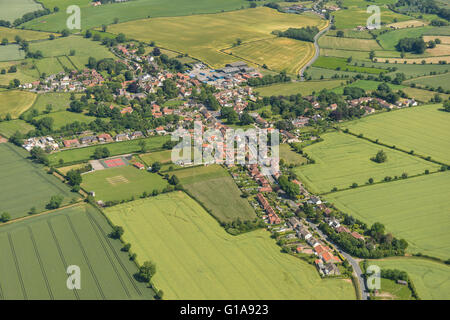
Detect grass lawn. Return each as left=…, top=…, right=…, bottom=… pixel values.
left=255, top=79, right=344, bottom=96
left=224, top=37, right=315, bottom=74
left=326, top=172, right=450, bottom=260
left=293, top=131, right=439, bottom=194
left=280, top=144, right=308, bottom=166
left=49, top=136, right=170, bottom=166
left=0, top=60, right=40, bottom=86
left=0, top=45, right=25, bottom=61
left=366, top=257, right=450, bottom=299
left=105, top=192, right=356, bottom=300
left=82, top=165, right=168, bottom=203
left=341, top=104, right=450, bottom=164
left=30, top=36, right=115, bottom=70
left=35, top=111, right=97, bottom=129
left=107, top=7, right=326, bottom=68
left=0, top=204, right=154, bottom=299
left=0, top=143, right=78, bottom=220
left=0, top=119, right=34, bottom=138
left=0, top=90, right=36, bottom=119
left=0, top=0, right=42, bottom=22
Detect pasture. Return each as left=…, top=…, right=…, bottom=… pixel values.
left=23, top=0, right=257, bottom=32
left=0, top=90, right=36, bottom=119
left=318, top=36, right=381, bottom=51
left=341, top=104, right=450, bottom=164
left=255, top=79, right=343, bottom=96
left=280, top=144, right=308, bottom=166
left=402, top=87, right=449, bottom=102
left=405, top=73, right=450, bottom=91
left=224, top=37, right=315, bottom=74
left=332, top=79, right=405, bottom=94
left=0, top=27, right=55, bottom=42
left=82, top=165, right=168, bottom=203
left=105, top=192, right=356, bottom=300
left=24, top=92, right=81, bottom=116
left=0, top=0, right=43, bottom=22
left=366, top=257, right=450, bottom=300
left=0, top=45, right=25, bottom=61
left=325, top=172, right=450, bottom=260
left=0, top=204, right=154, bottom=300
left=48, top=135, right=170, bottom=165
left=107, top=7, right=326, bottom=68
left=373, top=278, right=414, bottom=300
left=0, top=60, right=40, bottom=86
left=293, top=132, right=439, bottom=194
left=313, top=56, right=386, bottom=74
left=34, top=111, right=97, bottom=129
left=33, top=57, right=65, bottom=76
left=0, top=119, right=34, bottom=138
left=0, top=143, right=77, bottom=220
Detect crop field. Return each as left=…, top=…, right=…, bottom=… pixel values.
left=0, top=45, right=25, bottom=62
left=175, top=165, right=256, bottom=222
left=29, top=36, right=115, bottom=70
left=326, top=172, right=450, bottom=260
left=82, top=165, right=168, bottom=203
left=280, top=144, right=308, bottom=166
left=293, top=132, right=439, bottom=194
left=386, top=20, right=428, bottom=29
left=318, top=36, right=381, bottom=51
left=0, top=0, right=43, bottom=22
left=405, top=73, right=450, bottom=91
left=341, top=104, right=450, bottom=164
left=224, top=37, right=315, bottom=74
left=0, top=204, right=154, bottom=300
left=0, top=119, right=34, bottom=138
left=24, top=0, right=258, bottom=32
left=366, top=258, right=450, bottom=300
left=105, top=192, right=356, bottom=300
left=0, top=60, right=40, bottom=86
left=35, top=111, right=97, bottom=129
left=107, top=7, right=326, bottom=68
left=255, top=79, right=343, bottom=96
left=0, top=143, right=77, bottom=220
left=313, top=57, right=386, bottom=74
left=0, top=90, right=36, bottom=119
left=49, top=136, right=170, bottom=166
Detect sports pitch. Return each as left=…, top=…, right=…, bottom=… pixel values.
left=106, top=192, right=356, bottom=300
left=0, top=143, right=77, bottom=220
left=0, top=204, right=154, bottom=300
left=293, top=132, right=438, bottom=194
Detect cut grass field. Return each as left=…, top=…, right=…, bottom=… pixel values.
left=366, top=257, right=450, bottom=299
left=0, top=119, right=34, bottom=138
left=175, top=165, right=256, bottom=222
left=82, top=165, right=168, bottom=203
left=48, top=136, right=170, bottom=166
left=0, top=204, right=155, bottom=300
left=293, top=132, right=439, bottom=194
left=0, top=90, right=36, bottom=119
left=0, top=0, right=42, bottom=22
left=107, top=7, right=326, bottom=68
left=224, top=37, right=315, bottom=74
left=0, top=60, right=40, bottom=86
left=341, top=104, right=450, bottom=164
left=24, top=0, right=257, bottom=32
left=105, top=192, right=356, bottom=299
left=255, top=79, right=344, bottom=96
left=0, top=143, right=77, bottom=220
left=35, top=111, right=97, bottom=129
left=326, top=172, right=450, bottom=260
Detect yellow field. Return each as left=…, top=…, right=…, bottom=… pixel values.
left=107, top=7, right=327, bottom=68
left=0, top=26, right=56, bottom=42
left=387, top=20, right=428, bottom=29
left=424, top=36, right=450, bottom=45
left=0, top=90, right=36, bottom=118
left=224, top=37, right=315, bottom=74
left=377, top=55, right=450, bottom=64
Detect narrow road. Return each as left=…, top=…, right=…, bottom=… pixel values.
left=307, top=221, right=369, bottom=300
left=299, top=22, right=331, bottom=81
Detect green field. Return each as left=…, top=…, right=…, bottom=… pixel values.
left=0, top=119, right=34, bottom=138
left=367, top=257, right=450, bottom=299
left=293, top=132, right=439, bottom=193
left=405, top=73, right=450, bottom=91
left=0, top=90, right=36, bottom=119
left=373, top=278, right=414, bottom=300
left=326, top=172, right=450, bottom=260
left=107, top=7, right=326, bottom=68
left=29, top=36, right=115, bottom=70
left=82, top=165, right=168, bottom=203
left=255, top=79, right=344, bottom=96
left=139, top=150, right=173, bottom=165
left=0, top=60, right=40, bottom=86
left=224, top=37, right=315, bottom=74
left=341, top=104, right=450, bottom=164
left=0, top=27, right=56, bottom=43
left=105, top=192, right=356, bottom=299
left=332, top=79, right=405, bottom=94
left=35, top=111, right=97, bottom=129
left=0, top=204, right=155, bottom=300
left=0, top=143, right=77, bottom=220
left=24, top=92, right=81, bottom=116
left=49, top=136, right=170, bottom=166
left=319, top=36, right=381, bottom=51
left=280, top=144, right=308, bottom=166
left=175, top=165, right=256, bottom=222
left=33, top=57, right=65, bottom=76
left=313, top=56, right=386, bottom=74
left=0, top=0, right=43, bottom=22
left=378, top=26, right=437, bottom=51
left=0, top=45, right=25, bottom=61
left=402, top=87, right=450, bottom=102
